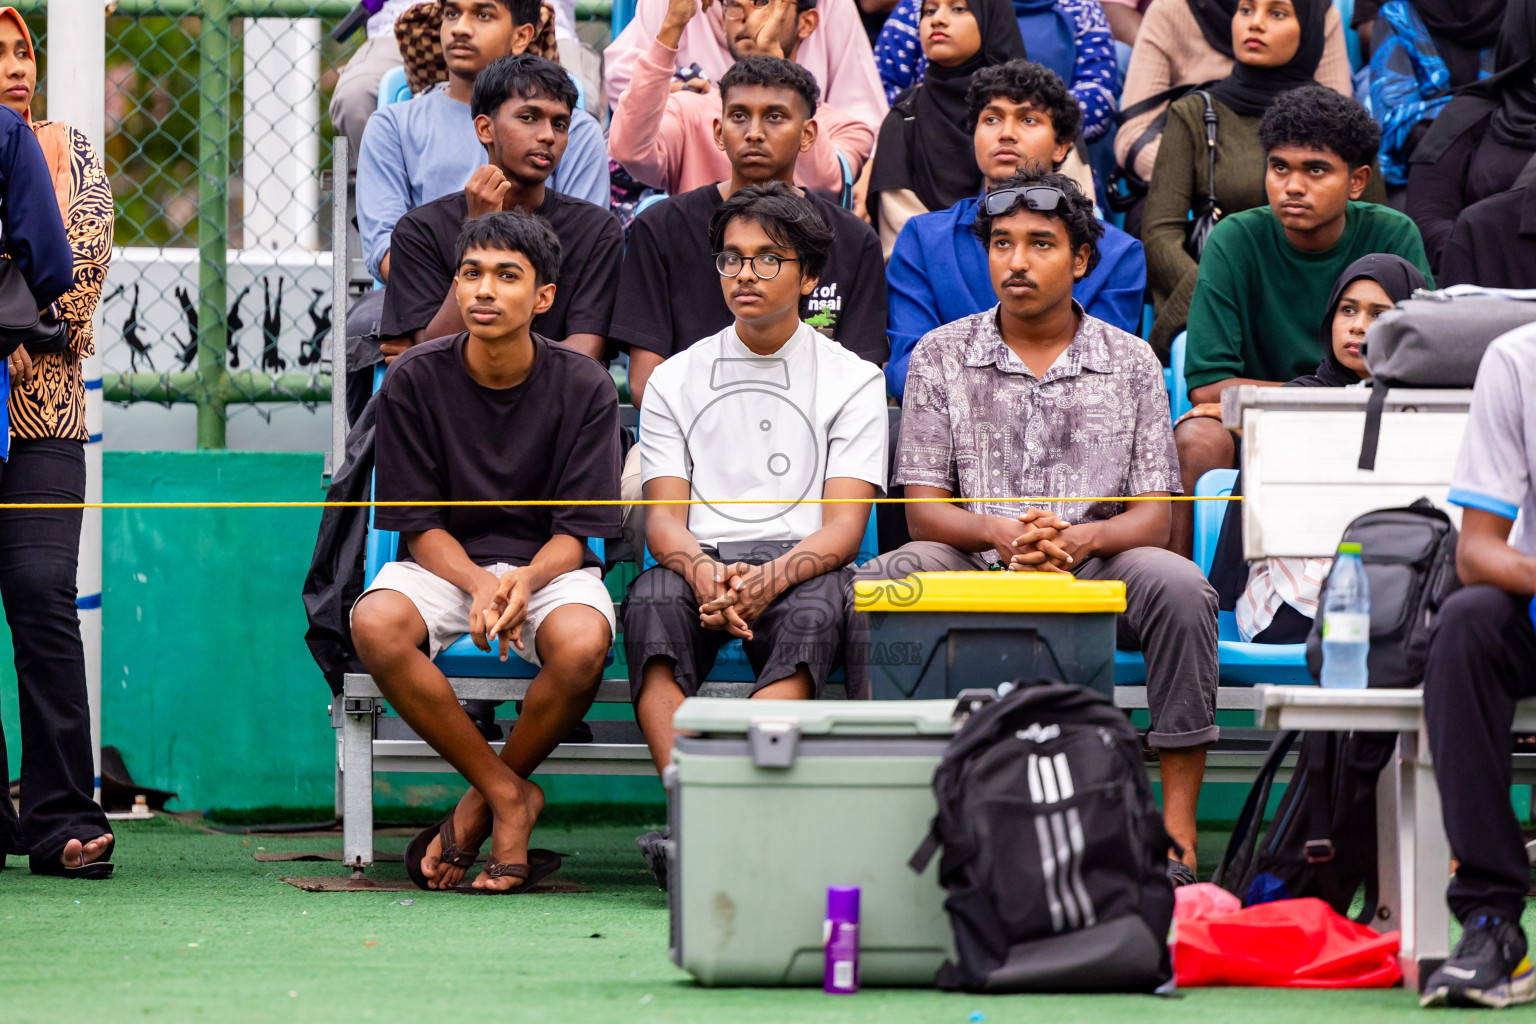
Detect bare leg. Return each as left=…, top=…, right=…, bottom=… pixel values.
left=421, top=605, right=611, bottom=890
left=1171, top=417, right=1235, bottom=559
left=637, top=662, right=813, bottom=772
left=1158, top=745, right=1207, bottom=870
left=352, top=590, right=533, bottom=891
left=637, top=658, right=688, bottom=773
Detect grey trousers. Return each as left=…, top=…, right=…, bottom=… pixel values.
left=847, top=542, right=1219, bottom=749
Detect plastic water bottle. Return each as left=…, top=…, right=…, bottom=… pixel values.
left=1321, top=542, right=1370, bottom=689
left=824, top=887, right=860, bottom=994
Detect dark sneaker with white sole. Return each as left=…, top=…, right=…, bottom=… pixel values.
left=636, top=829, right=670, bottom=891
left=1421, top=916, right=1535, bottom=1008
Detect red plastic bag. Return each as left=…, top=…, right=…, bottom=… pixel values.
left=1174, top=896, right=1402, bottom=989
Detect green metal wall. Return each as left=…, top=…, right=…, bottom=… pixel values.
left=0, top=450, right=662, bottom=813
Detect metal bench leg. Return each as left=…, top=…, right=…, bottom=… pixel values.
left=342, top=693, right=377, bottom=875
left=1373, top=736, right=1402, bottom=937
left=1398, top=720, right=1452, bottom=992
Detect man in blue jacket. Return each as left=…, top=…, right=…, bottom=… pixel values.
left=884, top=60, right=1143, bottom=400
left=0, top=104, right=71, bottom=310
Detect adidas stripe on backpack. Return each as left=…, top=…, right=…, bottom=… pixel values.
left=910, top=681, right=1175, bottom=993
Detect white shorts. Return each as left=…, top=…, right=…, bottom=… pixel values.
left=353, top=561, right=616, bottom=665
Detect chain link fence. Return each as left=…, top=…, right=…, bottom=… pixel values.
left=22, top=1, right=349, bottom=447
left=19, top=0, right=614, bottom=448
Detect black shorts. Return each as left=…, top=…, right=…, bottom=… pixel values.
left=620, top=564, right=850, bottom=703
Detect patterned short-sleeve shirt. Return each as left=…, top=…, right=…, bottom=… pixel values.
left=895, top=304, right=1181, bottom=528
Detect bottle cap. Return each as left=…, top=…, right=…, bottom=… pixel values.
left=827, top=886, right=860, bottom=922
left=1338, top=542, right=1362, bottom=555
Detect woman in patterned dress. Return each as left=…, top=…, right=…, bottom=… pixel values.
left=0, top=7, right=116, bottom=877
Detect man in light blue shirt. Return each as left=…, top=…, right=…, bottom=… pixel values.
left=356, top=0, right=607, bottom=282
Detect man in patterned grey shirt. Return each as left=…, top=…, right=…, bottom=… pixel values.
left=850, top=171, right=1218, bottom=882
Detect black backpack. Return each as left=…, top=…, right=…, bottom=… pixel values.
left=1213, top=729, right=1396, bottom=921
left=1215, top=499, right=1459, bottom=917
left=1304, top=498, right=1461, bottom=687
left=910, top=682, right=1175, bottom=993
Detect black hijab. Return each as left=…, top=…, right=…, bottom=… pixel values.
left=1189, top=0, right=1239, bottom=59
left=1415, top=0, right=1536, bottom=161
left=1207, top=0, right=1329, bottom=118
left=868, top=0, right=1028, bottom=213
left=1414, top=0, right=1506, bottom=87
left=1289, top=254, right=1428, bottom=388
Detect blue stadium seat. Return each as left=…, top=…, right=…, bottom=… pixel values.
left=1168, top=330, right=1192, bottom=421
left=1116, top=470, right=1312, bottom=687
left=376, top=65, right=412, bottom=110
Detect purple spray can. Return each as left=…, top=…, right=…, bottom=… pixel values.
left=824, top=886, right=860, bottom=994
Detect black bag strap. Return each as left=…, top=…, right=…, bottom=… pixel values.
left=1113, top=83, right=1215, bottom=194
left=1213, top=729, right=1298, bottom=892
left=1197, top=91, right=1219, bottom=212
left=1358, top=384, right=1389, bottom=471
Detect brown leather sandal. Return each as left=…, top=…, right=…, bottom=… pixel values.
left=453, top=848, right=563, bottom=895
left=405, top=812, right=483, bottom=891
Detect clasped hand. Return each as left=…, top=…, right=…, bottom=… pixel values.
left=994, top=507, right=1079, bottom=573
left=693, top=560, right=774, bottom=640
left=469, top=568, right=530, bottom=661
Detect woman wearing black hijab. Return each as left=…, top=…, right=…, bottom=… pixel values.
left=1208, top=254, right=1428, bottom=644
left=1144, top=0, right=1390, bottom=353
left=866, top=0, right=1026, bottom=254
left=1408, top=0, right=1536, bottom=270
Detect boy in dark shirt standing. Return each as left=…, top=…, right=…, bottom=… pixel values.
left=1172, top=86, right=1433, bottom=556
left=352, top=212, right=621, bottom=894
left=380, top=55, right=622, bottom=363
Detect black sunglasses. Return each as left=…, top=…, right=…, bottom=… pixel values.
left=981, top=185, right=1068, bottom=218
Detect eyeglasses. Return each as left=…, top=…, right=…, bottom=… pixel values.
left=981, top=185, right=1068, bottom=217
left=715, top=252, right=799, bottom=280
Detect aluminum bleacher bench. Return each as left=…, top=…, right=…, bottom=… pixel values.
left=1256, top=685, right=1536, bottom=991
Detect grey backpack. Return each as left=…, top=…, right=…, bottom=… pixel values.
left=1357, top=287, right=1536, bottom=469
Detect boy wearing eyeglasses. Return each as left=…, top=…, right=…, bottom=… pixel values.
left=622, top=182, right=888, bottom=780
left=849, top=170, right=1219, bottom=885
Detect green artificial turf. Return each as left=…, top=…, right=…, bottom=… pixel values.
left=0, top=816, right=1500, bottom=1023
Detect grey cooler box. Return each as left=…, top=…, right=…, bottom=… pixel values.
left=665, top=698, right=965, bottom=986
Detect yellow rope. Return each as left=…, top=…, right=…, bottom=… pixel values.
left=0, top=495, right=1243, bottom=510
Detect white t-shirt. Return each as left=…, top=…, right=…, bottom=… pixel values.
left=1448, top=324, right=1536, bottom=556
left=639, top=322, right=889, bottom=550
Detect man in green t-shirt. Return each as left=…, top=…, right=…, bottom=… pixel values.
left=1172, top=86, right=1433, bottom=557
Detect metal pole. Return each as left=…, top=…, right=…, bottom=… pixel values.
left=47, top=0, right=106, bottom=805
left=197, top=0, right=232, bottom=449
left=330, top=135, right=349, bottom=468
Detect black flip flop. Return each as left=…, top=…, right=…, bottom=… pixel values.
left=31, top=837, right=115, bottom=879
left=404, top=813, right=481, bottom=891
left=453, top=848, right=563, bottom=895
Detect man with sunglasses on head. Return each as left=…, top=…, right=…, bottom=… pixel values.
left=609, top=0, right=874, bottom=197
left=849, top=171, right=1219, bottom=885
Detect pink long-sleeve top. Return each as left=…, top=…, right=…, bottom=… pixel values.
left=609, top=36, right=875, bottom=195
left=601, top=0, right=889, bottom=136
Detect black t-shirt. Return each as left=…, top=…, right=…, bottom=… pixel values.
left=1440, top=182, right=1536, bottom=289
left=373, top=332, right=621, bottom=568
left=379, top=189, right=624, bottom=342
left=609, top=183, right=890, bottom=364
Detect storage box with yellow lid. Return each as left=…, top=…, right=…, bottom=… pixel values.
left=854, top=571, right=1126, bottom=701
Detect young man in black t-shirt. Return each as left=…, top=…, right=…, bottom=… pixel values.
left=612, top=55, right=888, bottom=408
left=352, top=212, right=621, bottom=894
left=379, top=54, right=622, bottom=363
